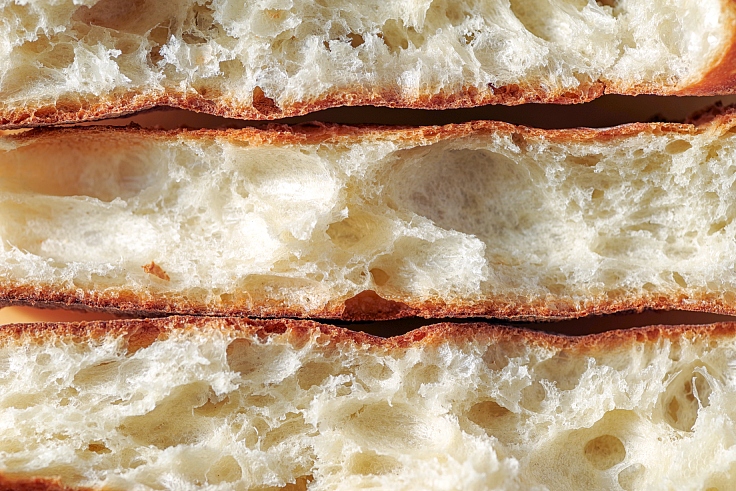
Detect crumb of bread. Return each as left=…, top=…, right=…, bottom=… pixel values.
left=142, top=261, right=170, bottom=281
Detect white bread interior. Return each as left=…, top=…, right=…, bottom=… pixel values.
left=0, top=317, right=733, bottom=491
left=0, top=0, right=731, bottom=123
left=3, top=115, right=736, bottom=318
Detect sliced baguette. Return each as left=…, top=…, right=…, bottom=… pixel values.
left=1, top=0, right=736, bottom=126
left=6, top=109, right=736, bottom=319
left=0, top=316, right=733, bottom=490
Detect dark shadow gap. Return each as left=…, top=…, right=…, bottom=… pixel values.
left=72, top=94, right=736, bottom=131
left=3, top=307, right=735, bottom=339
left=335, top=310, right=736, bottom=338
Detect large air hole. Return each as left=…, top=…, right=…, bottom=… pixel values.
left=73, top=360, right=119, bottom=387
left=465, top=400, right=517, bottom=441
left=296, top=361, right=334, bottom=390
left=326, top=210, right=391, bottom=252
left=0, top=137, right=163, bottom=201
left=347, top=451, right=400, bottom=475
left=618, top=463, right=645, bottom=490
left=343, top=402, right=432, bottom=450
left=659, top=363, right=713, bottom=432
left=206, top=455, right=242, bottom=484
left=226, top=337, right=299, bottom=385
left=534, top=350, right=589, bottom=391
left=509, top=0, right=589, bottom=43
left=261, top=412, right=311, bottom=450
left=118, top=382, right=219, bottom=449
left=72, top=0, right=176, bottom=35
left=387, top=145, right=549, bottom=247
left=526, top=410, right=638, bottom=487
left=584, top=434, right=626, bottom=470
left=378, top=20, right=425, bottom=54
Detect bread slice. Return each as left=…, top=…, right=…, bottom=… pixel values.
left=5, top=108, right=736, bottom=319
left=0, top=316, right=732, bottom=490
left=2, top=0, right=736, bottom=127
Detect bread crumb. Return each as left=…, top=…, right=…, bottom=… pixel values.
left=142, top=261, right=170, bottom=281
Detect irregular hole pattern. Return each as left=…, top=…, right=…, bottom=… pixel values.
left=4, top=127, right=736, bottom=316
left=0, top=0, right=727, bottom=117
left=659, top=363, right=714, bottom=432
left=0, top=325, right=736, bottom=489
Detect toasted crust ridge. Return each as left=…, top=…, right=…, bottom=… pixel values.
left=2, top=316, right=734, bottom=353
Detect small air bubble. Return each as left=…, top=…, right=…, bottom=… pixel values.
left=88, top=442, right=111, bottom=454
left=665, top=140, right=692, bottom=155
left=370, top=268, right=390, bottom=286
left=347, top=33, right=364, bottom=48
left=618, top=463, right=645, bottom=490
left=672, top=272, right=687, bottom=289
left=584, top=434, right=626, bottom=470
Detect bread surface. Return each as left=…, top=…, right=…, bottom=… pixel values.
left=1, top=0, right=736, bottom=126
left=0, top=316, right=733, bottom=491
left=5, top=108, right=736, bottom=319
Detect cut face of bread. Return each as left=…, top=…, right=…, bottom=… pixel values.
left=0, top=0, right=735, bottom=126
left=4, top=111, right=736, bottom=319
left=0, top=317, right=734, bottom=490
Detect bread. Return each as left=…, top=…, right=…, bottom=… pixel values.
left=0, top=316, right=732, bottom=491
left=6, top=107, right=736, bottom=319
left=2, top=0, right=736, bottom=127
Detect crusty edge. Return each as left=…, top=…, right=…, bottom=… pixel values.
left=3, top=286, right=736, bottom=321
left=0, top=44, right=732, bottom=129
left=2, top=105, right=725, bottom=149
left=2, top=316, right=735, bottom=358
left=0, top=84, right=609, bottom=129
left=0, top=79, right=718, bottom=129
left=0, top=474, right=91, bottom=491
left=675, top=0, right=736, bottom=96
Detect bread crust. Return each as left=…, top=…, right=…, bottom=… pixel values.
left=0, top=82, right=610, bottom=129
left=1, top=315, right=734, bottom=359
left=3, top=283, right=736, bottom=321
left=3, top=107, right=713, bottom=146
left=3, top=108, right=736, bottom=320
left=0, top=475, right=90, bottom=491
left=675, top=1, right=736, bottom=96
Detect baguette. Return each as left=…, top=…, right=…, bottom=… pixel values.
left=0, top=316, right=732, bottom=490
left=5, top=109, right=736, bottom=319
left=1, top=0, right=736, bottom=127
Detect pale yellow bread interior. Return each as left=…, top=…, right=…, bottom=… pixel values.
left=0, top=0, right=733, bottom=125
left=0, top=317, right=733, bottom=491
left=3, top=115, right=736, bottom=318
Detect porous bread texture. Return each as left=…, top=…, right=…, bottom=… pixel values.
left=6, top=115, right=736, bottom=318
left=0, top=0, right=732, bottom=126
left=0, top=317, right=734, bottom=491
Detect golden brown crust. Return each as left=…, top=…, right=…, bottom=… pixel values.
left=4, top=104, right=719, bottom=148
left=0, top=65, right=730, bottom=129
left=4, top=282, right=736, bottom=321
left=4, top=108, right=736, bottom=320
left=0, top=85, right=602, bottom=128
left=0, top=474, right=91, bottom=491
left=675, top=1, right=736, bottom=96
left=2, top=316, right=735, bottom=356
